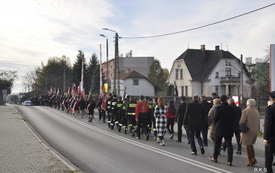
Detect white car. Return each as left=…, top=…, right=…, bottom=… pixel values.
left=23, top=100, right=32, bottom=106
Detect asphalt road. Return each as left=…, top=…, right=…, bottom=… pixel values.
left=15, top=105, right=267, bottom=173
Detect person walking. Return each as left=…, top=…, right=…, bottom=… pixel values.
left=126, top=96, right=137, bottom=137
left=176, top=96, right=189, bottom=143
left=228, top=98, right=242, bottom=154
left=79, top=96, right=86, bottom=118
left=154, top=97, right=167, bottom=146
left=87, top=94, right=96, bottom=122
left=200, top=95, right=212, bottom=146
left=264, top=91, right=275, bottom=173
left=166, top=100, right=176, bottom=140
left=208, top=98, right=221, bottom=143
left=209, top=95, right=234, bottom=166
left=184, top=95, right=205, bottom=155
left=239, top=99, right=260, bottom=166
left=135, top=95, right=150, bottom=140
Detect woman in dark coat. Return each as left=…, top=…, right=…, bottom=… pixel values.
left=166, top=100, right=176, bottom=140
left=87, top=94, right=96, bottom=122
left=79, top=96, right=86, bottom=118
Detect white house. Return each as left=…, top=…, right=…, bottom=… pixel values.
left=167, top=45, right=252, bottom=98
left=119, top=70, right=161, bottom=97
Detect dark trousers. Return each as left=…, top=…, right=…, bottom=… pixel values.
left=178, top=122, right=190, bottom=142
left=166, top=118, right=175, bottom=135
left=213, top=136, right=233, bottom=162
left=136, top=113, right=148, bottom=138
left=234, top=132, right=242, bottom=152
left=201, top=125, right=208, bottom=146
left=101, top=110, right=106, bottom=122
left=222, top=132, right=241, bottom=152
left=189, top=130, right=203, bottom=152
left=265, top=141, right=275, bottom=173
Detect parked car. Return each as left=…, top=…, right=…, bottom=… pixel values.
left=23, top=100, right=32, bottom=106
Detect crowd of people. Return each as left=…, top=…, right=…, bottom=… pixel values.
left=31, top=90, right=275, bottom=172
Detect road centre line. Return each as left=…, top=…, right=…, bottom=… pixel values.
left=48, top=107, right=233, bottom=173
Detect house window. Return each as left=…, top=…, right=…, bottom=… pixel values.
left=175, top=69, right=179, bottom=80
left=225, top=61, right=232, bottom=66
left=180, top=69, right=183, bottom=79
left=215, top=72, right=219, bottom=78
left=133, top=79, right=139, bottom=85
left=225, top=68, right=231, bottom=76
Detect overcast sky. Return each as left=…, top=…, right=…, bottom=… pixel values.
left=1, top=0, right=274, bottom=94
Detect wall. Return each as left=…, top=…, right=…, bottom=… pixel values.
left=124, top=78, right=155, bottom=96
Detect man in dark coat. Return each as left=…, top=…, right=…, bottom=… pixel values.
left=200, top=95, right=212, bottom=146
left=228, top=98, right=242, bottom=154
left=209, top=95, right=234, bottom=166
left=184, top=95, right=205, bottom=155
left=176, top=96, right=189, bottom=143
left=264, top=91, right=275, bottom=173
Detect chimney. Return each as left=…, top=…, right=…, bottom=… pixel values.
left=201, top=44, right=206, bottom=56
left=215, top=45, right=220, bottom=51
left=127, top=68, right=131, bottom=73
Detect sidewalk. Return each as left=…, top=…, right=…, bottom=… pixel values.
left=0, top=105, right=81, bottom=173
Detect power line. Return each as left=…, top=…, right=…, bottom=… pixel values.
left=121, top=3, right=275, bottom=39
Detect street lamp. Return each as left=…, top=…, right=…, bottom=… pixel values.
left=100, top=34, right=109, bottom=93
left=102, top=28, right=120, bottom=95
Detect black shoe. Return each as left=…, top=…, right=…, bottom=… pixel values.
left=200, top=147, right=205, bottom=155
left=191, top=152, right=197, bottom=155
left=136, top=137, right=140, bottom=139
left=131, top=131, right=135, bottom=137
left=170, top=134, right=174, bottom=140
left=176, top=140, right=182, bottom=142
left=236, top=151, right=242, bottom=154
left=145, top=134, right=149, bottom=141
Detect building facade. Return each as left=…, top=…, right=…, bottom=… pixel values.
left=167, top=45, right=252, bottom=98
left=101, top=56, right=154, bottom=93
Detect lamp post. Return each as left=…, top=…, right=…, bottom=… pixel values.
left=100, top=34, right=109, bottom=93
left=102, top=28, right=119, bottom=95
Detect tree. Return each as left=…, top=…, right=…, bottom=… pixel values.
left=32, top=56, right=71, bottom=96
left=23, top=70, right=36, bottom=93
left=72, top=50, right=87, bottom=90
left=0, top=70, right=17, bottom=94
left=0, top=70, right=17, bottom=104
left=86, top=53, right=98, bottom=93
left=148, top=59, right=167, bottom=93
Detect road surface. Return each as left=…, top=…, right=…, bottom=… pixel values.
left=15, top=105, right=267, bottom=173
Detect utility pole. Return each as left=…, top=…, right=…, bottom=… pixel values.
left=63, top=63, right=66, bottom=94
left=115, top=32, right=119, bottom=96
left=240, top=54, right=243, bottom=108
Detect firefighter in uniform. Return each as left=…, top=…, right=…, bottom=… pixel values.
left=126, top=96, right=137, bottom=137
left=114, top=96, right=123, bottom=132
left=120, top=98, right=128, bottom=134
left=110, top=94, right=118, bottom=130
left=106, top=93, right=113, bottom=128
left=146, top=97, right=153, bottom=134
